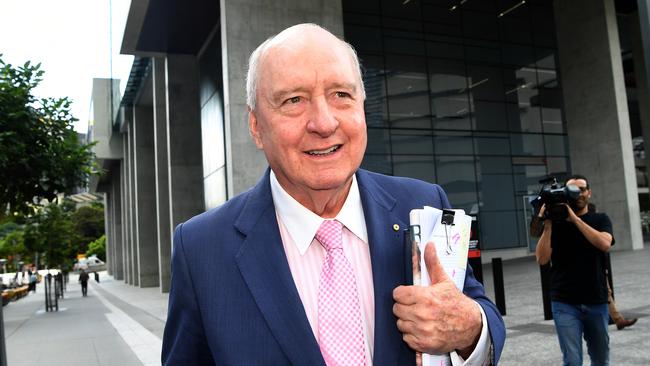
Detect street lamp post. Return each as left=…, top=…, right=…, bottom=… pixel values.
left=0, top=275, right=7, bottom=366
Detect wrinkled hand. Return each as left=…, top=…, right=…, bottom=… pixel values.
left=393, top=242, right=482, bottom=359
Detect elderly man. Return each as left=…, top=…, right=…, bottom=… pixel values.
left=162, top=23, right=505, bottom=365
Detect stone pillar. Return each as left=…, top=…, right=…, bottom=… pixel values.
left=112, top=168, right=124, bottom=280
left=133, top=106, right=160, bottom=287
left=165, top=55, right=205, bottom=232
left=104, top=193, right=112, bottom=275
left=153, top=57, right=172, bottom=292
left=219, top=0, right=344, bottom=196
left=128, top=119, right=139, bottom=285
left=554, top=0, right=642, bottom=250
left=122, top=129, right=132, bottom=285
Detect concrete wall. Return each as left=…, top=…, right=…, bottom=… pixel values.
left=554, top=0, right=643, bottom=250
left=219, top=0, right=344, bottom=197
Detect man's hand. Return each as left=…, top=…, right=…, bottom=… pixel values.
left=393, top=242, right=482, bottom=360
left=564, top=203, right=579, bottom=224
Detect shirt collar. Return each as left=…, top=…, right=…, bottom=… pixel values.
left=270, top=170, right=368, bottom=255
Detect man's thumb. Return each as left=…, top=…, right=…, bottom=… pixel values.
left=424, top=242, right=449, bottom=284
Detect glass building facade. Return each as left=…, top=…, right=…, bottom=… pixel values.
left=343, top=0, right=569, bottom=250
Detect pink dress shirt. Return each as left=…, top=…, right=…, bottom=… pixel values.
left=269, top=171, right=491, bottom=366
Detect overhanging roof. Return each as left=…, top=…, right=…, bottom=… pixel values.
left=121, top=0, right=219, bottom=56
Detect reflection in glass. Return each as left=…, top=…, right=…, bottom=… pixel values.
left=391, top=129, right=434, bottom=155
left=513, top=164, right=548, bottom=194
left=510, top=133, right=545, bottom=156
left=392, top=155, right=436, bottom=183
left=434, top=132, right=473, bottom=155
left=429, top=59, right=470, bottom=130
left=436, top=156, right=478, bottom=211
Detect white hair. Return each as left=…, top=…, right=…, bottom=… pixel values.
left=245, top=23, right=366, bottom=110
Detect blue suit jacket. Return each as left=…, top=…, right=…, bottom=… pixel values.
left=162, top=169, right=505, bottom=365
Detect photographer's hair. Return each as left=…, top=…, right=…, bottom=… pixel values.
left=245, top=23, right=366, bottom=111
left=566, top=174, right=589, bottom=188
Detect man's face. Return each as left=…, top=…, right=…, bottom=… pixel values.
left=566, top=178, right=590, bottom=211
left=249, top=29, right=367, bottom=202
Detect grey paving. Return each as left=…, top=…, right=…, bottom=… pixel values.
left=1, top=245, right=648, bottom=365
left=3, top=276, right=146, bottom=366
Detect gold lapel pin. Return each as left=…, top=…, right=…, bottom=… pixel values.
left=393, top=224, right=400, bottom=231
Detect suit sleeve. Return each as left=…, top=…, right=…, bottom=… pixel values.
left=161, top=224, right=216, bottom=365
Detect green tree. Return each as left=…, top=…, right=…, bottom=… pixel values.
left=0, top=55, right=96, bottom=217
left=71, top=202, right=105, bottom=254
left=23, top=200, right=77, bottom=270
left=0, top=228, right=27, bottom=271
left=86, top=235, right=106, bottom=261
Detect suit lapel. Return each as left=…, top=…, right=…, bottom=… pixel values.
left=357, top=170, right=411, bottom=366
left=234, top=171, right=325, bottom=365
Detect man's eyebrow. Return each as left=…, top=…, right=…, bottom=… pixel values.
left=329, top=82, right=357, bottom=92
left=271, top=87, right=310, bottom=102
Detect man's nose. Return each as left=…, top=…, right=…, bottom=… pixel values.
left=306, top=97, right=338, bottom=136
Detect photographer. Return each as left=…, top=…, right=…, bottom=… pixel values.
left=535, top=174, right=614, bottom=366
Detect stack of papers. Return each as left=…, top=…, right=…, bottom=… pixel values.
left=409, top=207, right=472, bottom=366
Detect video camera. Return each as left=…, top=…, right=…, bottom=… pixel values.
left=531, top=177, right=581, bottom=221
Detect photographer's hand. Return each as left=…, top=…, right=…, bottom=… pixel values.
left=564, top=203, right=579, bottom=224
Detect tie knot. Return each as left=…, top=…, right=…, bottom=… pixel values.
left=316, top=220, right=343, bottom=251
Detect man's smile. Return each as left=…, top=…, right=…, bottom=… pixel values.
left=306, top=144, right=341, bottom=156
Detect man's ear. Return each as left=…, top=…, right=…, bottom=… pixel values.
left=248, top=108, right=264, bottom=149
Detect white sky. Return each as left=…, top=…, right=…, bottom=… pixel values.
left=0, top=0, right=134, bottom=133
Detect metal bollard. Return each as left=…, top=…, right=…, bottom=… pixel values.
left=1, top=278, right=8, bottom=366
left=492, top=257, right=506, bottom=316
left=540, top=263, right=553, bottom=320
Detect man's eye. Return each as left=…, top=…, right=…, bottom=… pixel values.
left=335, top=91, right=351, bottom=98
left=286, top=96, right=301, bottom=104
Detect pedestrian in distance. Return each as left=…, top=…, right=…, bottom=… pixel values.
left=79, top=269, right=89, bottom=297
left=536, top=174, right=614, bottom=366
left=94, top=271, right=99, bottom=283
left=29, top=270, right=37, bottom=293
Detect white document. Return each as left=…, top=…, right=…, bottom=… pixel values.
left=409, top=207, right=472, bottom=366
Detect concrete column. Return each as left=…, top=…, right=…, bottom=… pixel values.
left=631, top=12, right=650, bottom=209
left=128, top=119, right=139, bottom=285
left=104, top=192, right=112, bottom=275
left=121, top=130, right=131, bottom=285
left=555, top=0, right=643, bottom=250
left=165, top=55, right=205, bottom=231
left=153, top=57, right=172, bottom=292
left=219, top=0, right=344, bottom=196
left=133, top=106, right=160, bottom=287
left=111, top=168, right=124, bottom=280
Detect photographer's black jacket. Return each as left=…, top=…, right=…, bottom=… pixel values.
left=549, top=212, right=614, bottom=304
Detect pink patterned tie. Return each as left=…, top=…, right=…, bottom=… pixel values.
left=316, top=220, right=366, bottom=366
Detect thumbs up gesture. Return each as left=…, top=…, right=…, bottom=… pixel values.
left=393, top=242, right=482, bottom=359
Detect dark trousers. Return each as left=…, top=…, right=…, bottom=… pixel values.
left=81, top=281, right=88, bottom=296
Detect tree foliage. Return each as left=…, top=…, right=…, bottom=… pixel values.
left=71, top=202, right=105, bottom=253
left=0, top=55, right=96, bottom=216
left=23, top=200, right=78, bottom=270
left=86, top=235, right=106, bottom=261
left=0, top=199, right=105, bottom=270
